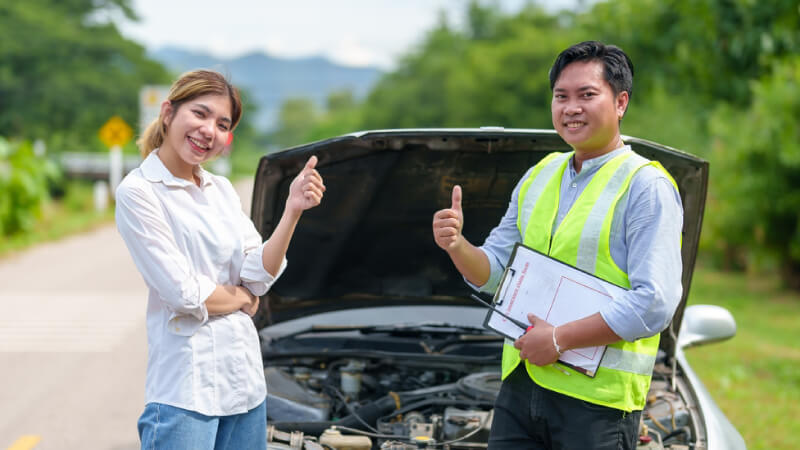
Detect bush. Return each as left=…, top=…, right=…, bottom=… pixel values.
left=0, top=137, right=61, bottom=236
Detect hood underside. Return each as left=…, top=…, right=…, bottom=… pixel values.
left=251, top=129, right=709, bottom=357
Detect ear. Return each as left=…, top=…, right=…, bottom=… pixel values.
left=616, top=91, right=629, bottom=120
left=160, top=100, right=173, bottom=130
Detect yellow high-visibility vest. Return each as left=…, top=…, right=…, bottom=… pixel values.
left=501, top=149, right=678, bottom=412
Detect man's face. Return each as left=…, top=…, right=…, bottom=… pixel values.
left=551, top=60, right=628, bottom=156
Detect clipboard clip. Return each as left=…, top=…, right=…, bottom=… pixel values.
left=495, top=267, right=515, bottom=306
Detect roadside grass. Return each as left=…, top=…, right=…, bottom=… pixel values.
left=685, top=264, right=800, bottom=450
left=0, top=180, right=114, bottom=259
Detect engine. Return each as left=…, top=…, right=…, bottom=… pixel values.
left=264, top=357, right=701, bottom=449
left=265, top=358, right=498, bottom=449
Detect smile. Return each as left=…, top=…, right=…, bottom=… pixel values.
left=566, top=121, right=586, bottom=129
left=188, top=136, right=210, bottom=151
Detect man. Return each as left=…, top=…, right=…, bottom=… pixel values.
left=431, top=41, right=683, bottom=449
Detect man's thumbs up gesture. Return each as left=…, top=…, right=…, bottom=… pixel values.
left=432, top=185, right=464, bottom=252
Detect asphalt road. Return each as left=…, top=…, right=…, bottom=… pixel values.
left=0, top=179, right=254, bottom=450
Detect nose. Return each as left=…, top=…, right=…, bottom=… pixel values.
left=565, top=101, right=583, bottom=115
left=198, top=119, right=214, bottom=139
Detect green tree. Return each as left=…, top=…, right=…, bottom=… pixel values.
left=708, top=57, right=800, bottom=287
left=0, top=0, right=169, bottom=149
left=361, top=3, right=574, bottom=130
left=272, top=98, right=318, bottom=148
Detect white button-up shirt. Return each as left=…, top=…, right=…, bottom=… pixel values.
left=115, top=150, right=285, bottom=416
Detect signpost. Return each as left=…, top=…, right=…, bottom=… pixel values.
left=139, top=85, right=170, bottom=134
left=98, top=115, right=133, bottom=203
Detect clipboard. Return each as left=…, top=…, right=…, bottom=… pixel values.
left=481, top=242, right=628, bottom=377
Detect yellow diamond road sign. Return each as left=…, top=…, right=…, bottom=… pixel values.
left=99, top=115, right=133, bottom=148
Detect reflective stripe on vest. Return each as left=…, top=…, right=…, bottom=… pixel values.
left=576, top=153, right=649, bottom=274
left=518, top=152, right=572, bottom=236
left=503, top=149, right=673, bottom=412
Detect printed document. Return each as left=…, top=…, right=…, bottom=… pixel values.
left=483, top=243, right=627, bottom=377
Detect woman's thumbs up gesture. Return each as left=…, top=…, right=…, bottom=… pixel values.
left=287, top=155, right=326, bottom=215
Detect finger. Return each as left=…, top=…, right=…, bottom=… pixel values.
left=304, top=191, right=322, bottom=205
left=437, top=228, right=458, bottom=238
left=304, top=172, right=326, bottom=191
left=434, top=209, right=458, bottom=221
left=433, top=218, right=459, bottom=230
left=451, top=185, right=462, bottom=212
left=304, top=155, right=318, bottom=170
left=527, top=313, right=543, bottom=325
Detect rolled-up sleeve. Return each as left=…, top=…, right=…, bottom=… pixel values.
left=237, top=209, right=286, bottom=296
left=115, top=181, right=214, bottom=335
left=599, top=172, right=684, bottom=342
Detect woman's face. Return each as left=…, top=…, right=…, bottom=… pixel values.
left=161, top=93, right=233, bottom=169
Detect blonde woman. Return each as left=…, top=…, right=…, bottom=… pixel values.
left=116, top=70, right=324, bottom=449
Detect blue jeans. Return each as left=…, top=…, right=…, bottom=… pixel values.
left=138, top=401, right=267, bottom=450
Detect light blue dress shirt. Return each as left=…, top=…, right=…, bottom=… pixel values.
left=472, top=146, right=684, bottom=342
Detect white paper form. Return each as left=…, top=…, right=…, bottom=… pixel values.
left=484, top=243, right=627, bottom=377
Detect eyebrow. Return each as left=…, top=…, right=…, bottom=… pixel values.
left=195, top=103, right=232, bottom=124
left=554, top=84, right=600, bottom=93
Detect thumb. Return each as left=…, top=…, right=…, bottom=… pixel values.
left=304, top=155, right=318, bottom=170
left=451, top=185, right=462, bottom=212
left=527, top=313, right=541, bottom=325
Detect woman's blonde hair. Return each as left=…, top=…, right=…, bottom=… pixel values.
left=137, top=70, right=243, bottom=158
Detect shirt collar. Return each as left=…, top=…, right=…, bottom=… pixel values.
left=140, top=149, right=213, bottom=188
left=569, top=145, right=631, bottom=176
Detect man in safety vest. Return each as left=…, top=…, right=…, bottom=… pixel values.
left=432, top=41, right=684, bottom=449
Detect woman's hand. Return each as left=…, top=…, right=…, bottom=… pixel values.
left=240, top=290, right=260, bottom=317
left=286, top=156, right=325, bottom=216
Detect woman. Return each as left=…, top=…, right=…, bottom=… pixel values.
left=115, top=70, right=325, bottom=449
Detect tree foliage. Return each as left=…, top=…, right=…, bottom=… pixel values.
left=273, top=0, right=800, bottom=287
left=0, top=0, right=169, bottom=150
left=708, top=57, right=800, bottom=287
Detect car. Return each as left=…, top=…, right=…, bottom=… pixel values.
left=249, top=128, right=746, bottom=450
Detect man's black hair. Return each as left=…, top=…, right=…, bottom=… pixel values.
left=549, top=41, right=634, bottom=99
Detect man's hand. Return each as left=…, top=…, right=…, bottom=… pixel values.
left=432, top=185, right=464, bottom=252
left=514, top=313, right=560, bottom=366
left=287, top=155, right=326, bottom=215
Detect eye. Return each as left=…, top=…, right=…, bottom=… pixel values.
left=582, top=92, right=596, bottom=98
left=218, top=123, right=229, bottom=132
left=193, top=109, right=205, bottom=118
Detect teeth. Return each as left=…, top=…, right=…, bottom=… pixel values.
left=566, top=122, right=584, bottom=129
left=189, top=137, right=209, bottom=150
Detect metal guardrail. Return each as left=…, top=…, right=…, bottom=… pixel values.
left=57, top=152, right=232, bottom=180
left=58, top=152, right=141, bottom=180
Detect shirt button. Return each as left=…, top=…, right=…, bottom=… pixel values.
left=571, top=183, right=577, bottom=188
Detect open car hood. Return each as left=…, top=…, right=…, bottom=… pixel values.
left=251, top=128, right=708, bottom=358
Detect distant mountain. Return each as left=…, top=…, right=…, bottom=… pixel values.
left=150, top=47, right=383, bottom=131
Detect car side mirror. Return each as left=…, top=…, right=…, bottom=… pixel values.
left=678, top=304, right=737, bottom=349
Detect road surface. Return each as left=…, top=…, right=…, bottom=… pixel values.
left=0, top=179, right=254, bottom=450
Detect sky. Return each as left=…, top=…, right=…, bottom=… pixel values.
left=115, top=0, right=573, bottom=69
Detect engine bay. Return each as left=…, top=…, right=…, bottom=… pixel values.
left=262, top=325, right=704, bottom=450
